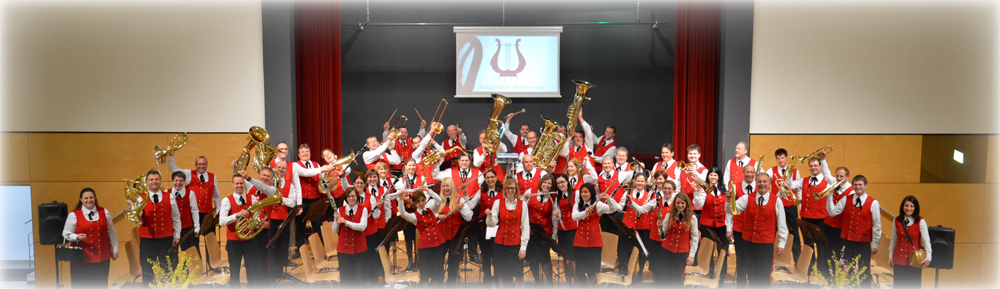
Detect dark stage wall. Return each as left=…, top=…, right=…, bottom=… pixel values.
left=338, top=0, right=676, bottom=154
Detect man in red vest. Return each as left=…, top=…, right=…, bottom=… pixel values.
left=219, top=174, right=275, bottom=288
left=440, top=124, right=467, bottom=170
left=291, top=144, right=336, bottom=256
left=168, top=172, right=200, bottom=253
left=269, top=141, right=289, bottom=168
left=384, top=122, right=422, bottom=175
left=474, top=130, right=508, bottom=181
left=767, top=148, right=802, bottom=262
left=723, top=142, right=757, bottom=185
left=363, top=132, right=402, bottom=170
left=514, top=154, right=547, bottom=195
left=651, top=143, right=679, bottom=181
left=578, top=111, right=616, bottom=172
left=818, top=152, right=853, bottom=279
left=727, top=172, right=788, bottom=288
left=726, top=164, right=757, bottom=288
left=131, top=170, right=181, bottom=289
left=827, top=175, right=881, bottom=287
left=503, top=112, right=532, bottom=155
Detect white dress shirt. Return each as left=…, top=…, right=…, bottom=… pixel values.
left=580, top=120, right=615, bottom=164
left=474, top=143, right=508, bottom=167
left=486, top=198, right=531, bottom=250
left=61, top=206, right=119, bottom=253
left=659, top=212, right=701, bottom=258
left=168, top=155, right=222, bottom=209
left=138, top=189, right=182, bottom=239
left=288, top=162, right=326, bottom=206
left=331, top=204, right=368, bottom=233
left=888, top=216, right=933, bottom=263
left=363, top=142, right=402, bottom=165
left=170, top=187, right=200, bottom=232
left=728, top=191, right=789, bottom=248
left=827, top=192, right=882, bottom=249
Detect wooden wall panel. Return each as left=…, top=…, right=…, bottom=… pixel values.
left=27, top=133, right=247, bottom=182
left=1, top=133, right=30, bottom=183
left=929, top=243, right=983, bottom=288
left=747, top=135, right=846, bottom=172
left=985, top=184, right=1000, bottom=243
left=982, top=244, right=1000, bottom=287
left=844, top=135, right=922, bottom=183
left=867, top=183, right=984, bottom=243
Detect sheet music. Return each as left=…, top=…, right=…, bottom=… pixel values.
left=635, top=230, right=649, bottom=257
left=486, top=225, right=499, bottom=240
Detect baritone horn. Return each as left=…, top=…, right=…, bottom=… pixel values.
left=531, top=116, right=564, bottom=171
left=122, top=174, right=149, bottom=225
left=727, top=179, right=740, bottom=215
left=236, top=193, right=283, bottom=240
left=233, top=126, right=269, bottom=176
left=483, top=93, right=514, bottom=153
left=798, top=144, right=835, bottom=164
left=153, top=133, right=188, bottom=164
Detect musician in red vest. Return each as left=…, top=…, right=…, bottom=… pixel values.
left=168, top=172, right=200, bottom=252
left=818, top=153, right=854, bottom=279
left=678, top=144, right=708, bottom=218
left=571, top=183, right=621, bottom=286
left=486, top=178, right=531, bottom=287
left=267, top=160, right=304, bottom=281
left=616, top=173, right=652, bottom=280
left=552, top=174, right=578, bottom=285
left=692, top=167, right=729, bottom=285
left=268, top=141, right=289, bottom=168
left=290, top=144, right=336, bottom=255
left=566, top=158, right=598, bottom=192
left=236, top=167, right=282, bottom=284
left=658, top=193, right=701, bottom=287
left=219, top=175, right=273, bottom=288
left=503, top=112, right=531, bottom=155
left=596, top=157, right=633, bottom=233
left=62, top=188, right=118, bottom=288
left=889, top=196, right=932, bottom=288
left=727, top=172, right=789, bottom=288
left=432, top=153, right=484, bottom=198
left=474, top=130, right=508, bottom=181
left=726, top=164, right=757, bottom=288
left=564, top=130, right=593, bottom=168
left=628, top=174, right=678, bottom=284
left=383, top=121, right=424, bottom=174
left=723, top=142, right=757, bottom=185
left=440, top=124, right=467, bottom=170
left=514, top=154, right=548, bottom=195
left=167, top=153, right=220, bottom=257
left=436, top=178, right=474, bottom=285
left=363, top=132, right=402, bottom=171
left=394, top=157, right=428, bottom=271
left=410, top=128, right=443, bottom=186
left=476, top=169, right=503, bottom=285
left=332, top=188, right=370, bottom=286
left=786, top=157, right=833, bottom=262
left=128, top=170, right=181, bottom=289
left=768, top=148, right=803, bottom=261
left=827, top=175, right=882, bottom=287
left=578, top=111, right=616, bottom=172
left=524, top=174, right=557, bottom=285
left=320, top=149, right=349, bottom=201
left=517, top=131, right=540, bottom=158
left=651, top=143, right=679, bottom=181
left=399, top=189, right=447, bottom=286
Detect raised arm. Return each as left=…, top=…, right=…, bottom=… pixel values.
left=167, top=155, right=192, bottom=185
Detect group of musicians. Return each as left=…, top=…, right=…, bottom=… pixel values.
left=60, top=110, right=934, bottom=289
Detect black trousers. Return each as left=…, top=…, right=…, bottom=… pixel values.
left=526, top=234, right=553, bottom=284
left=419, top=245, right=446, bottom=285
left=252, top=228, right=269, bottom=284
left=267, top=219, right=291, bottom=282
left=444, top=239, right=466, bottom=284
left=476, top=228, right=496, bottom=283
left=635, top=229, right=652, bottom=281
left=339, top=252, right=365, bottom=286
left=70, top=259, right=110, bottom=289
left=365, top=230, right=386, bottom=283
left=705, top=225, right=729, bottom=286
left=140, top=237, right=177, bottom=289
left=467, top=234, right=481, bottom=260
left=228, top=239, right=265, bottom=288
left=843, top=240, right=873, bottom=287
left=893, top=264, right=922, bottom=288
left=801, top=217, right=824, bottom=274
left=616, top=227, right=637, bottom=274
left=819, top=223, right=844, bottom=279
left=178, top=226, right=199, bottom=253
left=295, top=198, right=324, bottom=247
left=784, top=206, right=802, bottom=262
left=659, top=250, right=688, bottom=288
left=732, top=231, right=749, bottom=288
left=745, top=242, right=774, bottom=289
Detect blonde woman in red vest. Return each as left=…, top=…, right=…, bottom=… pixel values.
left=889, top=196, right=931, bottom=288
left=219, top=175, right=273, bottom=288
left=485, top=178, right=530, bottom=288
left=728, top=173, right=789, bottom=288
left=572, top=182, right=621, bottom=286
left=651, top=143, right=680, bottom=181
left=167, top=153, right=220, bottom=238
left=435, top=177, right=473, bottom=284
left=398, top=189, right=448, bottom=286
left=552, top=174, right=578, bottom=285
left=524, top=174, right=557, bottom=285
left=826, top=175, right=881, bottom=287
left=725, top=164, right=757, bottom=288
left=333, top=187, right=370, bottom=286
left=627, top=174, right=677, bottom=284
left=616, top=172, right=652, bottom=281
left=692, top=167, right=729, bottom=286
left=62, top=188, right=118, bottom=288
left=658, top=193, right=700, bottom=287
left=321, top=148, right=349, bottom=201
left=127, top=170, right=181, bottom=289
left=477, top=169, right=502, bottom=285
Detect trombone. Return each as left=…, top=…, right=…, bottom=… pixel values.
left=424, top=99, right=448, bottom=139
left=386, top=114, right=409, bottom=142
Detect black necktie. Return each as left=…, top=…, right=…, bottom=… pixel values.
left=489, top=190, right=496, bottom=198
left=738, top=160, right=744, bottom=168
left=88, top=211, right=96, bottom=221
left=576, top=146, right=582, bottom=152
left=616, top=166, right=623, bottom=171
left=200, top=174, right=206, bottom=183
left=635, top=190, right=641, bottom=199
left=604, top=172, right=611, bottom=179
left=348, top=208, right=354, bottom=217
left=306, top=162, right=311, bottom=169
left=746, top=185, right=752, bottom=193
left=238, top=196, right=245, bottom=206
left=525, top=172, right=532, bottom=180
left=904, top=218, right=911, bottom=226
left=382, top=180, right=388, bottom=188
left=570, top=178, right=577, bottom=186
left=781, top=168, right=786, bottom=176
left=758, top=195, right=765, bottom=206
left=152, top=194, right=159, bottom=203
left=461, top=170, right=469, bottom=179
left=855, top=197, right=862, bottom=208
left=175, top=190, right=182, bottom=199
left=810, top=177, right=818, bottom=185
left=835, top=186, right=842, bottom=194
left=408, top=176, right=415, bottom=187
left=371, top=188, right=378, bottom=198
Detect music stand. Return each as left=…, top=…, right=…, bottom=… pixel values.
left=266, top=205, right=303, bottom=249
left=797, top=219, right=827, bottom=283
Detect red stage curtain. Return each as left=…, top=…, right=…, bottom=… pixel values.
left=673, top=1, right=721, bottom=167
left=295, top=2, right=342, bottom=159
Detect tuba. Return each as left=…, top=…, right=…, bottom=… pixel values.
left=483, top=93, right=516, bottom=153
left=233, top=126, right=269, bottom=176
left=531, top=116, right=565, bottom=171
left=153, top=133, right=188, bottom=164
left=235, top=193, right=283, bottom=240
left=565, top=80, right=594, bottom=136
left=252, top=142, right=278, bottom=175
left=423, top=146, right=465, bottom=166
left=122, top=174, right=149, bottom=225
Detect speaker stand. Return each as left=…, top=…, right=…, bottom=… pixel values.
left=53, top=245, right=63, bottom=288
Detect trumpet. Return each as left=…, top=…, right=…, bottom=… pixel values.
left=422, top=146, right=465, bottom=166
left=121, top=174, right=149, bottom=225
left=153, top=133, right=188, bottom=164
left=483, top=93, right=514, bottom=153
left=233, top=126, right=269, bottom=176
left=812, top=179, right=849, bottom=200
left=678, top=161, right=715, bottom=193
left=727, top=179, right=740, bottom=215
left=235, top=193, right=283, bottom=240
left=798, top=144, right=835, bottom=164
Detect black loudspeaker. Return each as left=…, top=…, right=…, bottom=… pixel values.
left=38, top=201, right=68, bottom=245
left=927, top=225, right=955, bottom=270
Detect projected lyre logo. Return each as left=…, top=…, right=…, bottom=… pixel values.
left=490, top=38, right=525, bottom=77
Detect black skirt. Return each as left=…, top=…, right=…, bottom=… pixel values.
left=557, top=229, right=577, bottom=260
left=418, top=244, right=446, bottom=282
left=337, top=252, right=368, bottom=284
left=494, top=243, right=523, bottom=277
left=575, top=246, right=602, bottom=274
left=526, top=233, right=552, bottom=263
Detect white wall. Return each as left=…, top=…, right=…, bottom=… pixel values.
left=749, top=1, right=998, bottom=134
left=1, top=1, right=265, bottom=132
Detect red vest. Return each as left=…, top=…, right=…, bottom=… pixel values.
left=516, top=168, right=542, bottom=196
left=824, top=186, right=854, bottom=228
left=699, top=189, right=728, bottom=228
left=475, top=146, right=505, bottom=181
left=597, top=171, right=621, bottom=200
left=73, top=208, right=112, bottom=263
left=437, top=203, right=463, bottom=240
left=841, top=195, right=875, bottom=243
left=512, top=135, right=528, bottom=155
left=443, top=138, right=464, bottom=160
left=415, top=209, right=446, bottom=249
left=186, top=171, right=215, bottom=213
left=623, top=190, right=650, bottom=230
left=732, top=182, right=752, bottom=232
left=416, top=161, right=439, bottom=185
left=662, top=216, right=693, bottom=253
left=452, top=168, right=481, bottom=198
left=742, top=191, right=779, bottom=244
left=247, top=187, right=270, bottom=229
left=323, top=168, right=347, bottom=198
left=593, top=137, right=615, bottom=171
left=556, top=192, right=578, bottom=231
left=297, top=160, right=321, bottom=199
left=648, top=197, right=671, bottom=242
left=893, top=217, right=924, bottom=266
left=225, top=193, right=254, bottom=241
left=337, top=205, right=368, bottom=254
left=654, top=160, right=679, bottom=180
left=680, top=166, right=707, bottom=207
left=770, top=166, right=798, bottom=207
left=799, top=177, right=829, bottom=219
left=728, top=158, right=757, bottom=185
left=139, top=190, right=175, bottom=239
left=362, top=186, right=388, bottom=231
left=365, top=152, right=390, bottom=170
left=479, top=188, right=502, bottom=218
left=172, top=189, right=194, bottom=229
left=568, top=145, right=589, bottom=164
left=573, top=202, right=603, bottom=247
left=495, top=200, right=524, bottom=246
left=392, top=139, right=414, bottom=171
left=268, top=165, right=294, bottom=220
left=528, top=195, right=554, bottom=235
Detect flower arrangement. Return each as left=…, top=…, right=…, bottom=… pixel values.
left=810, top=248, right=867, bottom=289
left=147, top=251, right=200, bottom=289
